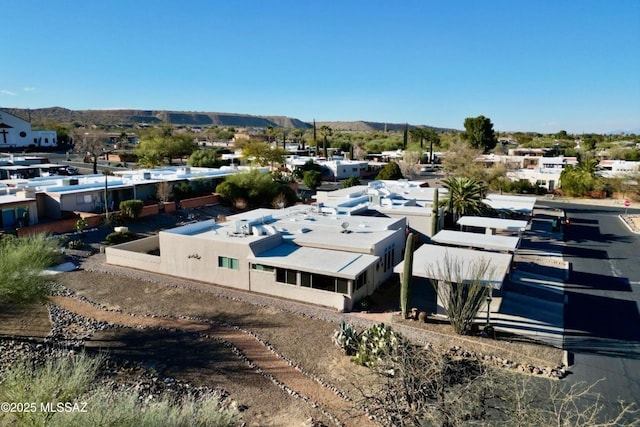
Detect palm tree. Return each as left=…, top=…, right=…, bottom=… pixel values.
left=442, top=176, right=488, bottom=224
left=319, top=125, right=332, bottom=159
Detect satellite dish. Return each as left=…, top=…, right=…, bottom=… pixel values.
left=341, top=222, right=350, bottom=232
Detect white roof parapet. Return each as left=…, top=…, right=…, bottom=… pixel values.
left=394, top=244, right=512, bottom=289
left=432, top=230, right=520, bottom=252
left=457, top=216, right=528, bottom=232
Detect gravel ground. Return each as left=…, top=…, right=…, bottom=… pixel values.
left=1, top=207, right=567, bottom=426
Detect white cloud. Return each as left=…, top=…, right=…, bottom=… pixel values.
left=23, top=87, right=36, bottom=92
left=1, top=90, right=17, bottom=96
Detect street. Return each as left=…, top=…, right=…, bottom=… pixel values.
left=543, top=201, right=640, bottom=409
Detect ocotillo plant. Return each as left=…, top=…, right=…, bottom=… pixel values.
left=400, top=232, right=415, bottom=318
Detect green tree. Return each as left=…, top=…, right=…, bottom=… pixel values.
left=462, top=115, right=497, bottom=152
left=136, top=126, right=197, bottom=166
left=215, top=170, right=297, bottom=210
left=293, top=159, right=322, bottom=180
left=375, top=162, right=404, bottom=180
left=319, top=125, right=332, bottom=159
left=137, top=151, right=164, bottom=168
left=119, top=199, right=144, bottom=220
left=582, top=137, right=597, bottom=151
left=341, top=176, right=361, bottom=188
left=402, top=123, right=408, bottom=149
left=241, top=141, right=287, bottom=167
left=559, top=158, right=601, bottom=197
left=0, top=234, right=61, bottom=304
left=303, top=170, right=322, bottom=190
left=187, top=149, right=227, bottom=168
left=442, top=176, right=488, bottom=223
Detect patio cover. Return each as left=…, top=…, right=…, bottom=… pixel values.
left=457, top=216, right=528, bottom=232
left=394, top=244, right=512, bottom=289
left=432, top=229, right=520, bottom=252
left=247, top=243, right=377, bottom=279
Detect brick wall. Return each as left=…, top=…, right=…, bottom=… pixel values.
left=179, top=194, right=220, bottom=209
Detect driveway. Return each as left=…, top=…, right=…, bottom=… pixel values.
left=544, top=201, right=640, bottom=409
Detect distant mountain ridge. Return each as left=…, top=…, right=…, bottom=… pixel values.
left=1, top=106, right=455, bottom=132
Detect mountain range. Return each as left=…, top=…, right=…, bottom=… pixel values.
left=1, top=107, right=455, bottom=132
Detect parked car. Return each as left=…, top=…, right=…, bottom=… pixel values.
left=59, top=167, right=79, bottom=176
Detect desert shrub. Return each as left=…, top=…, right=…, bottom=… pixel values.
left=332, top=321, right=361, bottom=356
left=353, top=323, right=401, bottom=367
left=75, top=218, right=88, bottom=236
left=302, top=170, right=322, bottom=190
left=67, top=239, right=84, bottom=250
left=174, top=182, right=194, bottom=199
left=103, top=212, right=125, bottom=227
left=105, top=230, right=139, bottom=245
left=342, top=176, right=361, bottom=188
left=0, top=352, right=241, bottom=427
left=64, top=390, right=241, bottom=427
left=0, top=234, right=62, bottom=304
left=0, top=353, right=101, bottom=426
left=375, top=162, right=403, bottom=180
left=119, top=199, right=144, bottom=220
left=502, top=179, right=546, bottom=195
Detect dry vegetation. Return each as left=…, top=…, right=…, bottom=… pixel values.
left=0, top=265, right=567, bottom=426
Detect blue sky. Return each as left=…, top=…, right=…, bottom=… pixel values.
left=2, top=1, right=639, bottom=134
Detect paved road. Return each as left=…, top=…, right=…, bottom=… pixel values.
left=542, top=201, right=640, bottom=408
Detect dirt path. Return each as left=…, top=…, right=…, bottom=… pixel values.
left=50, top=296, right=373, bottom=427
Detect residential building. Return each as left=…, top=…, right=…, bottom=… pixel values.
left=106, top=205, right=407, bottom=311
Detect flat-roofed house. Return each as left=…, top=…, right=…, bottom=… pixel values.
left=106, top=206, right=407, bottom=311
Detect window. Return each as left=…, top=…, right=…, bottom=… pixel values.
left=251, top=264, right=274, bottom=272
left=300, top=272, right=312, bottom=287
left=276, top=268, right=297, bottom=285
left=218, top=256, right=239, bottom=270
left=312, top=274, right=335, bottom=292
left=75, top=194, right=93, bottom=205
left=337, top=278, right=349, bottom=294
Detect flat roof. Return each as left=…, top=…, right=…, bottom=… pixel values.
left=164, top=206, right=405, bottom=253
left=485, top=194, right=537, bottom=204
left=457, top=216, right=528, bottom=232
left=247, top=243, right=377, bottom=279
left=394, top=244, right=512, bottom=289
left=431, top=230, right=520, bottom=252
left=483, top=199, right=535, bottom=214
left=0, top=194, right=35, bottom=204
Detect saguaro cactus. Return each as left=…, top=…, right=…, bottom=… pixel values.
left=401, top=232, right=415, bottom=318
left=432, top=188, right=439, bottom=236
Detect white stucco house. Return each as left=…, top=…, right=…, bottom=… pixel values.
left=0, top=110, right=57, bottom=149
left=106, top=205, right=407, bottom=311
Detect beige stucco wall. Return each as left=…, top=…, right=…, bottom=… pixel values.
left=158, top=232, right=252, bottom=289
left=104, top=221, right=397, bottom=312
left=105, top=236, right=161, bottom=272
